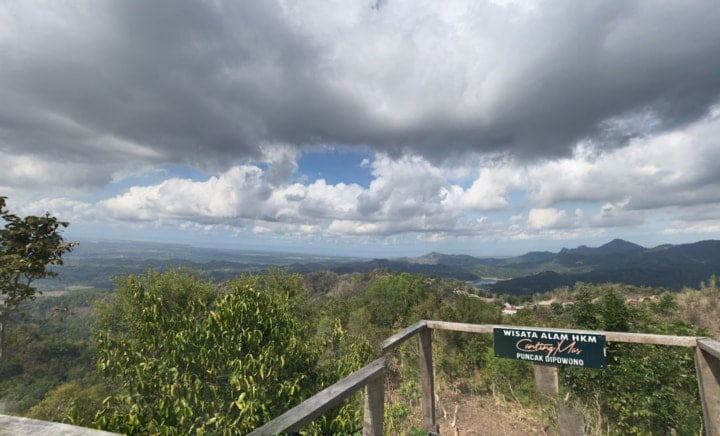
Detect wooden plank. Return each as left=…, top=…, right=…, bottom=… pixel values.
left=418, top=327, right=438, bottom=433
left=531, top=364, right=585, bottom=436
left=248, top=357, right=387, bottom=435
left=533, top=363, right=559, bottom=397
left=363, top=372, right=385, bottom=435
left=695, top=341, right=720, bottom=436
left=426, top=321, right=700, bottom=347
left=382, top=320, right=427, bottom=353
left=698, top=338, right=720, bottom=360
left=602, top=331, right=700, bottom=347
left=425, top=320, right=494, bottom=334
left=0, top=415, right=120, bottom=435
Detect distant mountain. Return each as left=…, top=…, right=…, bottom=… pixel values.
left=329, top=258, right=479, bottom=280
left=402, top=252, right=485, bottom=267
left=488, top=240, right=720, bottom=294
left=559, top=239, right=644, bottom=257
left=41, top=240, right=367, bottom=290
left=514, top=251, right=556, bottom=263
left=355, top=239, right=720, bottom=294
left=41, top=238, right=720, bottom=295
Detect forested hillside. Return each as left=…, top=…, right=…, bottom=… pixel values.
left=1, top=266, right=717, bottom=434
left=41, top=239, right=720, bottom=297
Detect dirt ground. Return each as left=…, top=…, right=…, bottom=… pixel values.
left=435, top=394, right=548, bottom=436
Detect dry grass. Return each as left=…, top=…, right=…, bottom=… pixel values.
left=675, top=287, right=720, bottom=339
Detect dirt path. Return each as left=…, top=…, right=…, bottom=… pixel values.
left=436, top=394, right=547, bottom=436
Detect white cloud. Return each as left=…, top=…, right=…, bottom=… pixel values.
left=527, top=208, right=567, bottom=229
left=457, top=162, right=520, bottom=211
left=48, top=111, right=720, bottom=249
left=16, top=197, right=95, bottom=221
left=3, top=0, right=720, bottom=254
left=527, top=112, right=720, bottom=214
left=0, top=154, right=114, bottom=194
left=663, top=219, right=720, bottom=236
left=87, top=152, right=518, bottom=239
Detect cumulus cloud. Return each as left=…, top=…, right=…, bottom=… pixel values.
left=527, top=208, right=567, bottom=230
left=0, top=154, right=117, bottom=195
left=96, top=153, right=487, bottom=236
left=4, top=1, right=720, bottom=252
left=3, top=0, right=720, bottom=188
left=527, top=111, right=720, bottom=212
left=28, top=109, right=720, bottom=246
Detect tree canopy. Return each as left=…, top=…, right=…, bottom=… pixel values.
left=0, top=196, right=76, bottom=361
left=94, top=268, right=372, bottom=434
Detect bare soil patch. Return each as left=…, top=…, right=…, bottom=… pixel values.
left=436, top=393, right=546, bottom=436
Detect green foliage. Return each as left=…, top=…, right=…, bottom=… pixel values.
left=0, top=289, right=101, bottom=416
left=94, top=269, right=307, bottom=433
left=0, top=197, right=76, bottom=360
left=561, top=289, right=703, bottom=435
left=307, top=319, right=374, bottom=433
left=363, top=273, right=429, bottom=331
left=599, top=290, right=630, bottom=332
left=481, top=347, right=536, bottom=406
left=437, top=294, right=501, bottom=375
left=27, top=381, right=110, bottom=427
left=562, top=343, right=701, bottom=435
left=93, top=268, right=370, bottom=434
left=1, top=262, right=714, bottom=435
left=570, top=284, right=600, bottom=329
left=303, top=270, right=340, bottom=296
left=0, top=332, right=97, bottom=413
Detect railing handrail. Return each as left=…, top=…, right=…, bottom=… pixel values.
left=426, top=321, right=703, bottom=346
left=383, top=320, right=703, bottom=348
left=247, top=357, right=387, bottom=435
left=698, top=337, right=720, bottom=359
left=254, top=320, right=720, bottom=435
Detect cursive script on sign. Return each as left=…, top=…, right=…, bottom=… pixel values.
left=516, top=338, right=583, bottom=357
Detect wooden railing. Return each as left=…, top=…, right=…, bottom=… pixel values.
left=249, top=320, right=720, bottom=436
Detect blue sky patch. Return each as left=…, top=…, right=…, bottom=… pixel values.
left=297, top=147, right=374, bottom=188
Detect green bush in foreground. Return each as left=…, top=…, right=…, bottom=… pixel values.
left=93, top=268, right=370, bottom=434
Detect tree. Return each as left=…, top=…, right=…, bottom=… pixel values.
left=599, top=289, right=630, bottom=332
left=363, top=273, right=429, bottom=331
left=94, top=268, right=370, bottom=434
left=0, top=196, right=76, bottom=362
left=570, top=284, right=599, bottom=330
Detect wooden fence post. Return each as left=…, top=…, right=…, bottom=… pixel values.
left=695, top=339, right=720, bottom=436
left=533, top=362, right=583, bottom=436
left=418, top=326, right=438, bottom=434
left=533, top=362, right=559, bottom=397
left=363, top=373, right=385, bottom=436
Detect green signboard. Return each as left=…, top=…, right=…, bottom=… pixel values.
left=494, top=327, right=606, bottom=369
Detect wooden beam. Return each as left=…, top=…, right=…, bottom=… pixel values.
left=248, top=357, right=387, bottom=435
left=531, top=363, right=584, bottom=436
left=601, top=331, right=700, bottom=347
left=363, top=372, right=385, bottom=436
left=0, top=415, right=119, bottom=435
left=533, top=363, right=559, bottom=397
left=418, top=327, right=438, bottom=433
left=425, top=320, right=493, bottom=334
left=382, top=320, right=427, bottom=353
left=699, top=337, right=720, bottom=360
left=696, top=339, right=720, bottom=436
left=425, top=321, right=700, bottom=347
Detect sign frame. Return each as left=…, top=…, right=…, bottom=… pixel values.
left=493, top=327, right=607, bottom=369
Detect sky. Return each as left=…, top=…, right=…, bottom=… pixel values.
left=2, top=0, right=720, bottom=258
